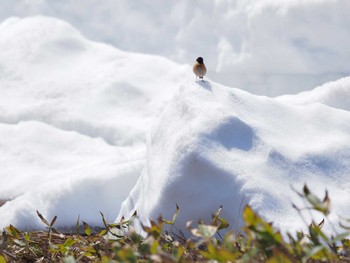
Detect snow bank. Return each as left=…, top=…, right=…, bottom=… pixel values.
left=277, top=76, right=350, bottom=111
left=0, top=16, right=191, bottom=229
left=1, top=1, right=350, bottom=95
left=119, top=80, right=350, bottom=235
left=1, top=15, right=350, bottom=237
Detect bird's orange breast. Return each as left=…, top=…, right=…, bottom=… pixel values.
left=193, top=63, right=207, bottom=77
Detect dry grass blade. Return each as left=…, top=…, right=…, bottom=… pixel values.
left=36, top=211, right=50, bottom=227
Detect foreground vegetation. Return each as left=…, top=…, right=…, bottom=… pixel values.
left=1, top=185, right=350, bottom=262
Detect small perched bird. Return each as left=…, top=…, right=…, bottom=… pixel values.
left=193, top=57, right=207, bottom=81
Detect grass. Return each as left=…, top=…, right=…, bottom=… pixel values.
left=1, top=185, right=350, bottom=262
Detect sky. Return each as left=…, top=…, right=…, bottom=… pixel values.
left=1, top=0, right=350, bottom=95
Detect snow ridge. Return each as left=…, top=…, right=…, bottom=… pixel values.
left=119, top=80, right=350, bottom=235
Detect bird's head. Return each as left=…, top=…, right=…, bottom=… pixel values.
left=196, top=57, right=204, bottom=64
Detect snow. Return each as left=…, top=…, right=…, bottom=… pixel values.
left=0, top=16, right=191, bottom=229
left=0, top=15, right=349, bottom=237
left=1, top=1, right=350, bottom=95
left=119, top=80, right=350, bottom=235
left=277, top=77, right=350, bottom=111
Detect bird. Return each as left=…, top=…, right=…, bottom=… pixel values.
left=193, top=57, right=207, bottom=82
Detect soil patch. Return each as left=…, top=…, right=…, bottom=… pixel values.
left=0, top=199, right=8, bottom=207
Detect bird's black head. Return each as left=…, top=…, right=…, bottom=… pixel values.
left=196, top=57, right=204, bottom=64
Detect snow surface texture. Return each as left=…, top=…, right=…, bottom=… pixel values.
left=1, top=0, right=350, bottom=95
left=119, top=80, right=350, bottom=236
left=0, top=16, right=191, bottom=229
left=0, top=16, right=350, bottom=236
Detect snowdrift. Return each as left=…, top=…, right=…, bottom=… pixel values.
left=277, top=77, right=350, bottom=111
left=0, top=16, right=191, bottom=229
left=0, top=16, right=350, bottom=236
left=119, top=80, right=350, bottom=235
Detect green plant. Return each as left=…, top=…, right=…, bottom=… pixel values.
left=1, top=185, right=350, bottom=262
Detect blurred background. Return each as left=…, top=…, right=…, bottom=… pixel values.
left=1, top=0, right=349, bottom=96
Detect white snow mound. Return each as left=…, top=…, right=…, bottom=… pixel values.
left=0, top=16, right=192, bottom=230
left=119, top=80, right=350, bottom=235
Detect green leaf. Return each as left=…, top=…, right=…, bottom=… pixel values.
left=201, top=243, right=238, bottom=261
left=212, top=205, right=223, bottom=225
left=99, top=229, right=107, bottom=236
left=162, top=205, right=181, bottom=225
left=296, top=231, right=305, bottom=241
left=309, top=221, right=329, bottom=244
left=217, top=217, right=229, bottom=230
left=100, top=212, right=108, bottom=228
left=303, top=185, right=330, bottom=215
left=63, top=238, right=77, bottom=248
left=342, top=239, right=350, bottom=251
left=6, top=224, right=20, bottom=238
left=173, top=245, right=184, bottom=260
left=24, top=232, right=31, bottom=242
left=266, top=252, right=293, bottom=263
left=308, top=223, right=321, bottom=245
left=142, top=220, right=162, bottom=239
left=150, top=240, right=159, bottom=255
left=106, top=222, right=121, bottom=228
left=130, top=231, right=141, bottom=245
left=0, top=255, right=6, bottom=263
left=243, top=206, right=256, bottom=225
left=49, top=242, right=58, bottom=251
left=83, top=221, right=91, bottom=236
left=306, top=245, right=329, bottom=260
left=162, top=219, right=174, bottom=225
left=116, top=247, right=137, bottom=262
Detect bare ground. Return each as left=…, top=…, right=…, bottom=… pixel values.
left=0, top=200, right=8, bottom=207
